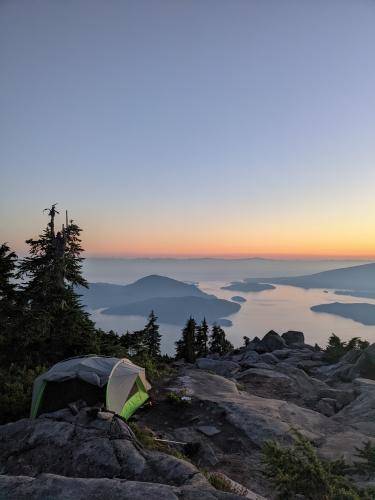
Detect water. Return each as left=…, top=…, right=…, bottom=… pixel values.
left=83, top=258, right=375, bottom=355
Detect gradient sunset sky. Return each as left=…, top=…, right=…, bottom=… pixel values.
left=1, top=0, right=375, bottom=258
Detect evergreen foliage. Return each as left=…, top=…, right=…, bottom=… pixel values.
left=175, top=317, right=197, bottom=362
left=195, top=317, right=209, bottom=357
left=263, top=430, right=374, bottom=499
left=324, top=333, right=369, bottom=364
left=0, top=244, right=19, bottom=363
left=0, top=365, right=46, bottom=425
left=355, top=441, right=375, bottom=475
left=143, top=310, right=162, bottom=358
left=0, top=243, right=18, bottom=315
left=14, top=206, right=98, bottom=366
left=209, top=324, right=233, bottom=355
left=243, top=336, right=250, bottom=347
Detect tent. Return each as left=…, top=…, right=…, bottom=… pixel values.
left=30, top=356, right=151, bottom=420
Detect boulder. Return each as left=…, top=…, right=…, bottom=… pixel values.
left=259, top=353, right=279, bottom=365
left=196, top=358, right=240, bottom=377
left=261, top=331, right=287, bottom=352
left=239, top=350, right=260, bottom=364
left=352, top=343, right=375, bottom=380
left=271, top=349, right=291, bottom=360
left=316, top=398, right=337, bottom=417
left=244, top=337, right=268, bottom=354
left=333, top=378, right=375, bottom=436
left=317, top=388, right=356, bottom=410
left=281, top=331, right=305, bottom=346
left=0, top=474, right=245, bottom=500
left=236, top=368, right=292, bottom=384
left=0, top=410, right=204, bottom=488
left=239, top=362, right=273, bottom=371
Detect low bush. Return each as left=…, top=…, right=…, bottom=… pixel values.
left=166, top=389, right=190, bottom=406
left=0, top=364, right=45, bottom=424
left=324, top=334, right=369, bottom=364
left=262, top=429, right=374, bottom=499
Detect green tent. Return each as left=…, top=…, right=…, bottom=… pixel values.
left=31, top=356, right=151, bottom=419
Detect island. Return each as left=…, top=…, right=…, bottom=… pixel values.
left=231, top=296, right=247, bottom=303
left=79, top=275, right=240, bottom=326
left=244, top=262, right=375, bottom=291
left=311, top=302, right=375, bottom=326
left=222, top=281, right=275, bottom=292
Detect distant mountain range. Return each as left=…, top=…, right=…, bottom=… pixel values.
left=245, top=262, right=375, bottom=292
left=78, top=275, right=240, bottom=326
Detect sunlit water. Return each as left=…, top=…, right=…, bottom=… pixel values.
left=89, top=281, right=375, bottom=355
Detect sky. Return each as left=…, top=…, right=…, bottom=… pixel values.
left=1, top=0, right=375, bottom=259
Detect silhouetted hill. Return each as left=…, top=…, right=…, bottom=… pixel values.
left=78, top=275, right=240, bottom=325
left=79, top=275, right=210, bottom=309
left=311, top=302, right=375, bottom=325
left=103, top=296, right=240, bottom=326
left=246, top=262, right=375, bottom=291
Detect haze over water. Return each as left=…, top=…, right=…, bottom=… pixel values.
left=83, top=258, right=375, bottom=355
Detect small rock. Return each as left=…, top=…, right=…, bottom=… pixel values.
left=316, top=398, right=337, bottom=417
left=197, top=425, right=221, bottom=437
left=259, top=353, right=279, bottom=365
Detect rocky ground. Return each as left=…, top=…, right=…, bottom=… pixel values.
left=137, top=330, right=375, bottom=497
left=2, top=330, right=375, bottom=499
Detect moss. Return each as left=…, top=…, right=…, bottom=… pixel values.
left=207, top=473, right=247, bottom=496
left=129, top=422, right=190, bottom=462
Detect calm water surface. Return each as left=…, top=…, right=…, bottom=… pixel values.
left=90, top=281, right=375, bottom=355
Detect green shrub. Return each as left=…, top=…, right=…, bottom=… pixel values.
left=129, top=422, right=189, bottom=461
left=324, top=334, right=369, bottom=364
left=0, top=364, right=45, bottom=424
left=262, top=430, right=372, bottom=499
left=132, top=353, right=173, bottom=383
left=167, top=389, right=190, bottom=406
left=355, top=441, right=375, bottom=476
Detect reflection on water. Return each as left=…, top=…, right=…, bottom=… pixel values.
left=90, top=282, right=375, bottom=355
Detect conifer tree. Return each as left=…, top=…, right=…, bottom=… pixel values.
left=0, top=243, right=18, bottom=320
left=209, top=324, right=233, bottom=356
left=16, top=205, right=98, bottom=365
left=175, top=316, right=196, bottom=362
left=143, top=310, right=161, bottom=358
left=0, top=243, right=19, bottom=363
left=195, top=317, right=209, bottom=357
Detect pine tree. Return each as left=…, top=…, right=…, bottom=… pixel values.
left=0, top=243, right=18, bottom=320
left=16, top=206, right=98, bottom=365
left=195, top=317, right=209, bottom=357
left=209, top=324, right=233, bottom=356
left=175, top=316, right=196, bottom=362
left=143, top=310, right=161, bottom=358
left=0, top=244, right=19, bottom=364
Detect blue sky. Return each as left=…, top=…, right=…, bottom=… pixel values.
left=1, top=0, right=375, bottom=257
